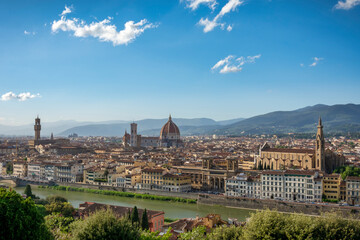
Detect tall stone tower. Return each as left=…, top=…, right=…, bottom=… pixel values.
left=34, top=116, right=41, bottom=141
left=315, top=117, right=325, bottom=171
left=130, top=123, right=137, bottom=147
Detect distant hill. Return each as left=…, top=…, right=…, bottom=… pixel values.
left=213, top=104, right=360, bottom=135
left=58, top=118, right=241, bottom=137
left=2, top=103, right=360, bottom=137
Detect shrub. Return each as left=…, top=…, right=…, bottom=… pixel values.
left=0, top=188, right=52, bottom=240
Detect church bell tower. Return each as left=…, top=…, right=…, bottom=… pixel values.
left=34, top=116, right=41, bottom=141
left=315, top=117, right=325, bottom=171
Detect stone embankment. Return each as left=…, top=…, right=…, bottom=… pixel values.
left=198, top=194, right=360, bottom=218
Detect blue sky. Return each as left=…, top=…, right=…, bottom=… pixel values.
left=0, top=0, right=359, bottom=125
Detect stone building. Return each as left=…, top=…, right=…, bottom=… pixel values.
left=256, top=118, right=345, bottom=173
left=123, top=115, right=182, bottom=148
left=175, top=157, right=240, bottom=192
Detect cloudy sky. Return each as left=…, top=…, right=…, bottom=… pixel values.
left=0, top=0, right=360, bottom=125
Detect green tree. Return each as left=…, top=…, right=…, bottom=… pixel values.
left=243, top=210, right=287, bottom=239
left=207, top=225, right=243, bottom=240
left=141, top=209, right=149, bottom=230
left=70, top=208, right=141, bottom=240
left=131, top=206, right=140, bottom=224
left=45, top=213, right=74, bottom=240
left=46, top=195, right=67, bottom=204
left=24, top=184, right=34, bottom=198
left=179, top=226, right=206, bottom=240
left=141, top=228, right=173, bottom=240
left=0, top=188, right=52, bottom=240
left=45, top=196, right=75, bottom=217
left=5, top=162, right=13, bottom=174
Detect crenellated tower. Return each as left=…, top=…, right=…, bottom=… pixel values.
left=34, top=116, right=41, bottom=141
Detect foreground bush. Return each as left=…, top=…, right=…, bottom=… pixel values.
left=70, top=208, right=141, bottom=240
left=0, top=188, right=52, bottom=240
left=243, top=210, right=360, bottom=240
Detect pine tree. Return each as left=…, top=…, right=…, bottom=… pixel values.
left=127, top=209, right=131, bottom=220
left=131, top=206, right=139, bottom=224
left=24, top=184, right=33, bottom=198
left=141, top=209, right=149, bottom=230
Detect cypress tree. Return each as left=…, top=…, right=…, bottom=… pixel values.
left=24, top=184, right=33, bottom=198
left=131, top=206, right=139, bottom=224
left=141, top=209, right=149, bottom=230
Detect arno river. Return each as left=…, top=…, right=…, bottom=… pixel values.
left=13, top=186, right=255, bottom=221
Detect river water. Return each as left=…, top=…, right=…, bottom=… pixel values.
left=13, top=186, right=255, bottom=221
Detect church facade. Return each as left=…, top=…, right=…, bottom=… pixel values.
left=123, top=115, right=182, bottom=148
left=255, top=118, right=345, bottom=173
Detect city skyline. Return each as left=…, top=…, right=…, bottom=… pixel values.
left=1, top=0, right=360, bottom=125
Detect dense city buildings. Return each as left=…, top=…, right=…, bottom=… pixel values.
left=1, top=116, right=360, bottom=208
left=255, top=118, right=345, bottom=173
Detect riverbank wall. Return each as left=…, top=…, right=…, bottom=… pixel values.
left=20, top=180, right=199, bottom=200
left=198, top=194, right=360, bottom=219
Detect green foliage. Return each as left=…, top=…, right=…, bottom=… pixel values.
left=36, top=204, right=48, bottom=217
left=45, top=195, right=75, bottom=217
left=45, top=213, right=74, bottom=240
left=132, top=206, right=140, bottom=224
left=141, top=228, right=173, bottom=240
left=333, top=166, right=360, bottom=180
left=46, top=195, right=68, bottom=203
left=242, top=210, right=360, bottom=240
left=0, top=188, right=52, bottom=240
left=243, top=210, right=287, bottom=240
left=70, top=208, right=141, bottom=240
left=141, top=209, right=149, bottom=230
left=5, top=162, right=13, bottom=174
left=164, top=217, right=177, bottom=223
left=207, top=225, right=242, bottom=240
left=38, top=185, right=197, bottom=204
left=24, top=184, right=34, bottom=198
left=179, top=226, right=206, bottom=240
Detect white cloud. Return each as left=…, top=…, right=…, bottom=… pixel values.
left=300, top=63, right=304, bottom=67
left=1, top=92, right=40, bottom=101
left=198, top=0, right=243, bottom=33
left=198, top=18, right=219, bottom=33
left=309, top=57, right=323, bottom=67
left=24, top=30, right=35, bottom=35
left=61, top=5, right=72, bottom=16
left=183, top=0, right=217, bottom=11
left=212, top=54, right=260, bottom=74
left=334, top=0, right=360, bottom=10
left=226, top=25, right=233, bottom=31
left=51, top=6, right=157, bottom=46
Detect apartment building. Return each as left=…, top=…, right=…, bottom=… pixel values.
left=27, top=162, right=42, bottom=180
left=162, top=173, right=192, bottom=192
left=346, top=176, right=360, bottom=205
left=12, top=161, right=27, bottom=177
left=260, top=170, right=322, bottom=202
left=225, top=173, right=261, bottom=198
left=141, top=168, right=166, bottom=190
left=283, top=170, right=322, bottom=202
left=323, top=173, right=341, bottom=201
